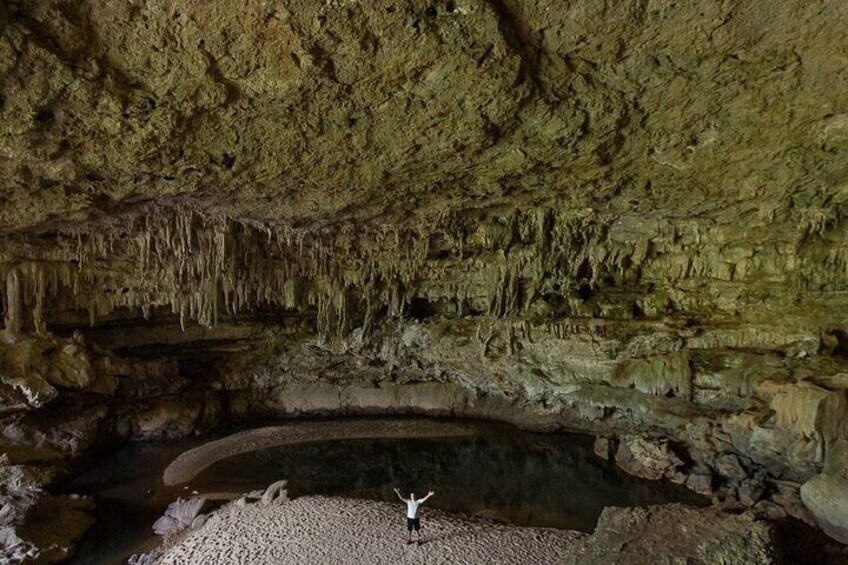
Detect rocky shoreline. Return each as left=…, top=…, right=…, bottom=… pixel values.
left=137, top=485, right=778, bottom=565
left=0, top=327, right=846, bottom=562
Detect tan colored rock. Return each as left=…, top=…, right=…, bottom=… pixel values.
left=593, top=436, right=614, bottom=461
left=614, top=436, right=684, bottom=481
left=568, top=504, right=778, bottom=565
left=685, top=473, right=714, bottom=496
left=714, top=453, right=747, bottom=482
left=0, top=371, right=57, bottom=410
left=45, top=345, right=93, bottom=389
left=762, top=380, right=848, bottom=445
left=800, top=439, right=848, bottom=543
left=128, top=394, right=219, bottom=440
left=610, top=352, right=693, bottom=400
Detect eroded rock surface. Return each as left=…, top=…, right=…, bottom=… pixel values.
left=0, top=455, right=94, bottom=564
left=801, top=439, right=848, bottom=544
left=567, top=504, right=778, bottom=565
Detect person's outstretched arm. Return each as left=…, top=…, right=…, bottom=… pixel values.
left=393, top=487, right=406, bottom=502
left=420, top=490, right=435, bottom=503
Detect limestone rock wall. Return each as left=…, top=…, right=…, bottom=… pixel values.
left=0, top=1, right=846, bottom=232
left=218, top=317, right=847, bottom=482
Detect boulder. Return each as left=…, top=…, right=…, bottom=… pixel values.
left=737, top=479, right=766, bottom=506
left=0, top=371, right=57, bottom=410
left=127, top=393, right=220, bottom=440
left=593, top=436, right=615, bottom=461
left=45, top=345, right=93, bottom=389
left=572, top=504, right=778, bottom=564
left=153, top=498, right=208, bottom=536
left=714, top=453, right=748, bottom=482
left=685, top=473, right=714, bottom=496
left=614, top=436, right=684, bottom=481
left=800, top=439, right=848, bottom=543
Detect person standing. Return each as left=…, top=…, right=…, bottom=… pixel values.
left=393, top=487, right=434, bottom=545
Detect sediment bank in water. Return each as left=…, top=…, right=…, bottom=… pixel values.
left=162, top=419, right=475, bottom=486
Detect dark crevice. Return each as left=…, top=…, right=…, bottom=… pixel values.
left=307, top=45, right=340, bottom=83
left=200, top=48, right=242, bottom=106
left=407, top=297, right=440, bottom=321
left=483, top=0, right=553, bottom=104
left=827, top=329, right=848, bottom=357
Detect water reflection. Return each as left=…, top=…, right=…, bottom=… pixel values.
left=67, top=420, right=705, bottom=564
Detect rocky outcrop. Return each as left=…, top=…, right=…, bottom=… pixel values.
left=0, top=331, right=223, bottom=456
left=568, top=504, right=779, bottom=565
left=0, top=331, right=225, bottom=561
left=611, top=436, right=685, bottom=481
left=0, top=456, right=94, bottom=564
left=152, top=497, right=211, bottom=537
left=801, top=440, right=848, bottom=544
left=219, top=318, right=848, bottom=474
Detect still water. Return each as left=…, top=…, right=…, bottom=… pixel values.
left=66, top=419, right=706, bottom=564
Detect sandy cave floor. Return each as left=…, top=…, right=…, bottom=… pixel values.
left=154, top=495, right=584, bottom=565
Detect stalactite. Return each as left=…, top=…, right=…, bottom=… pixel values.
left=4, top=268, right=22, bottom=334
left=0, top=202, right=841, bottom=342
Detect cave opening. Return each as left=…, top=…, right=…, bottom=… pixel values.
left=0, top=1, right=846, bottom=563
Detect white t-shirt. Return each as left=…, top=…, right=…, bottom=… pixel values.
left=406, top=500, right=422, bottom=519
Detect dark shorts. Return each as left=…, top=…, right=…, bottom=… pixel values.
left=407, top=517, right=420, bottom=532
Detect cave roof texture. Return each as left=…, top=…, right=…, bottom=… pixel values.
left=0, top=0, right=847, bottom=333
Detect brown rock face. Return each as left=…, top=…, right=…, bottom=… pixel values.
left=0, top=0, right=848, bottom=554
left=801, top=440, right=848, bottom=544
left=1, top=0, right=846, bottom=232
left=569, top=504, right=779, bottom=564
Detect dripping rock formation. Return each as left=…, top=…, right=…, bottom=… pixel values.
left=1, top=0, right=847, bottom=561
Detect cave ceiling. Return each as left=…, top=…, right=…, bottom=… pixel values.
left=0, top=0, right=844, bottom=232
left=0, top=0, right=847, bottom=333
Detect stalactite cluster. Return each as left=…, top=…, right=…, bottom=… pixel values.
left=1, top=204, right=846, bottom=342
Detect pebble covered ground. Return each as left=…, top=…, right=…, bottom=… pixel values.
left=155, top=495, right=584, bottom=564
